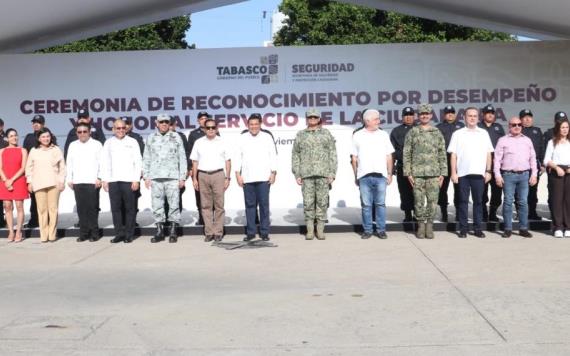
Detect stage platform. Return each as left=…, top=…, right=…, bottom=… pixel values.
left=0, top=205, right=554, bottom=239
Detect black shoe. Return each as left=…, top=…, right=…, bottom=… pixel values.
left=376, top=231, right=387, bottom=239
left=214, top=235, right=223, bottom=242
left=243, top=235, right=256, bottom=242
left=361, top=232, right=372, bottom=239
left=151, top=223, right=164, bottom=243
left=169, top=236, right=178, bottom=243
left=168, top=223, right=179, bottom=243
left=110, top=236, right=124, bottom=243
left=519, top=230, right=533, bottom=238
left=24, top=221, right=38, bottom=229
left=474, top=230, right=486, bottom=238
left=124, top=237, right=133, bottom=243
left=458, top=231, right=467, bottom=238
left=261, top=235, right=270, bottom=241
left=204, top=235, right=214, bottom=242
left=528, top=215, right=542, bottom=221
left=89, top=235, right=100, bottom=242
left=76, top=236, right=88, bottom=242
left=502, top=230, right=512, bottom=238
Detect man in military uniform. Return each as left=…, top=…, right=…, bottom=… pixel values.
left=164, top=117, right=190, bottom=224
left=292, top=108, right=337, bottom=240
left=22, top=114, right=46, bottom=228
left=519, top=109, right=544, bottom=220
left=390, top=107, right=416, bottom=222
left=543, top=111, right=567, bottom=215
left=436, top=105, right=464, bottom=222
left=143, top=113, right=187, bottom=243
left=478, top=104, right=505, bottom=222
left=403, top=104, right=447, bottom=239
left=188, top=111, right=211, bottom=225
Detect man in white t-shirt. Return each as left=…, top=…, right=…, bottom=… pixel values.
left=351, top=109, right=395, bottom=239
left=448, top=107, right=494, bottom=238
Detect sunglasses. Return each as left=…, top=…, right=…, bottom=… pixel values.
left=307, top=116, right=320, bottom=119
left=205, top=126, right=217, bottom=130
left=158, top=120, right=170, bottom=124
left=115, top=127, right=127, bottom=130
left=77, top=130, right=89, bottom=134
left=510, top=123, right=522, bottom=127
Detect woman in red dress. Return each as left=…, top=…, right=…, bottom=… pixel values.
left=0, top=129, right=29, bottom=242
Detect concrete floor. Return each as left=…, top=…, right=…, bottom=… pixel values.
left=0, top=230, right=569, bottom=355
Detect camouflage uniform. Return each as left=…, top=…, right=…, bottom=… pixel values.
left=292, top=127, right=337, bottom=222
left=403, top=126, right=447, bottom=223
left=143, top=130, right=187, bottom=223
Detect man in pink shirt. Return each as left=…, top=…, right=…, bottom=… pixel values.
left=494, top=116, right=538, bottom=238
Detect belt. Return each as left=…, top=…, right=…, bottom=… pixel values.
left=500, top=170, right=529, bottom=174
left=197, top=169, right=223, bottom=175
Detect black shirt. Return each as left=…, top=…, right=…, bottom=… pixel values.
left=390, top=124, right=415, bottom=167
left=478, top=121, right=505, bottom=148
left=436, top=120, right=465, bottom=149
left=522, top=126, right=544, bottom=167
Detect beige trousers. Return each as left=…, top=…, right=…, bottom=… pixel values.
left=35, top=186, right=60, bottom=241
left=198, top=171, right=225, bottom=236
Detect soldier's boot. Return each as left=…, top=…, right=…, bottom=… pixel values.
left=151, top=223, right=164, bottom=243
left=440, top=206, right=448, bottom=222
left=169, top=222, right=179, bottom=243
left=404, top=210, right=413, bottom=222
left=489, top=207, right=500, bottom=222
left=425, top=222, right=434, bottom=239
left=316, top=221, right=326, bottom=240
left=416, top=222, right=426, bottom=239
left=305, top=221, right=315, bottom=240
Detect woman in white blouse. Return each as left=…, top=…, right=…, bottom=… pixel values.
left=544, top=118, right=570, bottom=237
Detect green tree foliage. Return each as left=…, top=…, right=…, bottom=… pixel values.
left=274, top=0, right=513, bottom=46
left=39, top=16, right=193, bottom=53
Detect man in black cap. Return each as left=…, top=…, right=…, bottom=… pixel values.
left=390, top=107, right=416, bottom=222
left=478, top=104, right=505, bottom=222
left=64, top=109, right=106, bottom=158
left=518, top=109, right=544, bottom=220
left=22, top=114, right=46, bottom=228
left=436, top=105, right=464, bottom=222
left=188, top=111, right=214, bottom=225
left=543, top=111, right=568, bottom=215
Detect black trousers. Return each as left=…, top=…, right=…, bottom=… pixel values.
left=28, top=192, right=39, bottom=224
left=483, top=173, right=502, bottom=212
left=396, top=166, right=414, bottom=211
left=74, top=184, right=99, bottom=239
left=438, top=155, right=459, bottom=208
left=548, top=173, right=570, bottom=230
left=109, top=182, right=136, bottom=239
left=458, top=175, right=485, bottom=232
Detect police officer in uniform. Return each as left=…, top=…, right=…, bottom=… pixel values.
left=478, top=104, right=505, bottom=222
left=188, top=111, right=213, bottom=225
left=519, top=109, right=544, bottom=220
left=390, top=107, right=416, bottom=222
left=436, top=105, right=464, bottom=222
left=22, top=114, right=47, bottom=228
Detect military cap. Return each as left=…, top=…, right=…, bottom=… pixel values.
left=402, top=107, right=414, bottom=116
left=156, top=113, right=171, bottom=122
left=482, top=104, right=495, bottom=114
left=31, top=114, right=45, bottom=124
left=443, top=105, right=455, bottom=114
left=519, top=109, right=533, bottom=118
left=417, top=103, right=432, bottom=114
left=555, top=111, right=567, bottom=122
left=77, top=109, right=90, bottom=118
left=305, top=108, right=320, bottom=118
left=197, top=111, right=210, bottom=119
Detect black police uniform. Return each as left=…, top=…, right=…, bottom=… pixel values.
left=478, top=120, right=505, bottom=220
left=390, top=121, right=415, bottom=219
left=436, top=119, right=464, bottom=217
left=521, top=125, right=544, bottom=219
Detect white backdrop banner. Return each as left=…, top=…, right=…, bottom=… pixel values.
left=0, top=41, right=569, bottom=213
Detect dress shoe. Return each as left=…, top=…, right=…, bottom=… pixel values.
left=376, top=231, right=387, bottom=239
left=243, top=235, right=256, bottom=242
left=24, top=221, right=39, bottom=229
left=458, top=231, right=467, bottom=238
left=474, top=230, right=486, bottom=238
left=502, top=230, right=512, bottom=238
left=76, top=236, right=88, bottom=242
left=89, top=236, right=99, bottom=242
left=261, top=235, right=270, bottom=241
left=169, top=236, right=177, bottom=243
left=360, top=232, right=372, bottom=239
left=204, top=235, right=214, bottom=242
left=110, top=236, right=124, bottom=243
left=519, top=230, right=532, bottom=238
left=124, top=236, right=133, bottom=243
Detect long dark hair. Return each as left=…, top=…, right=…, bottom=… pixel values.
left=34, top=127, right=58, bottom=148
left=553, top=118, right=569, bottom=146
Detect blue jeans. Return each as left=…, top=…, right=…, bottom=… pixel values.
left=359, top=174, right=387, bottom=233
left=502, top=171, right=529, bottom=230
left=458, top=175, right=484, bottom=232
left=243, top=181, right=270, bottom=237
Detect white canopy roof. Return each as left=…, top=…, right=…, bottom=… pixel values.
left=1, top=0, right=568, bottom=53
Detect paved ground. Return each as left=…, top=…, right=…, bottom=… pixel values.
left=1, top=230, right=569, bottom=355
